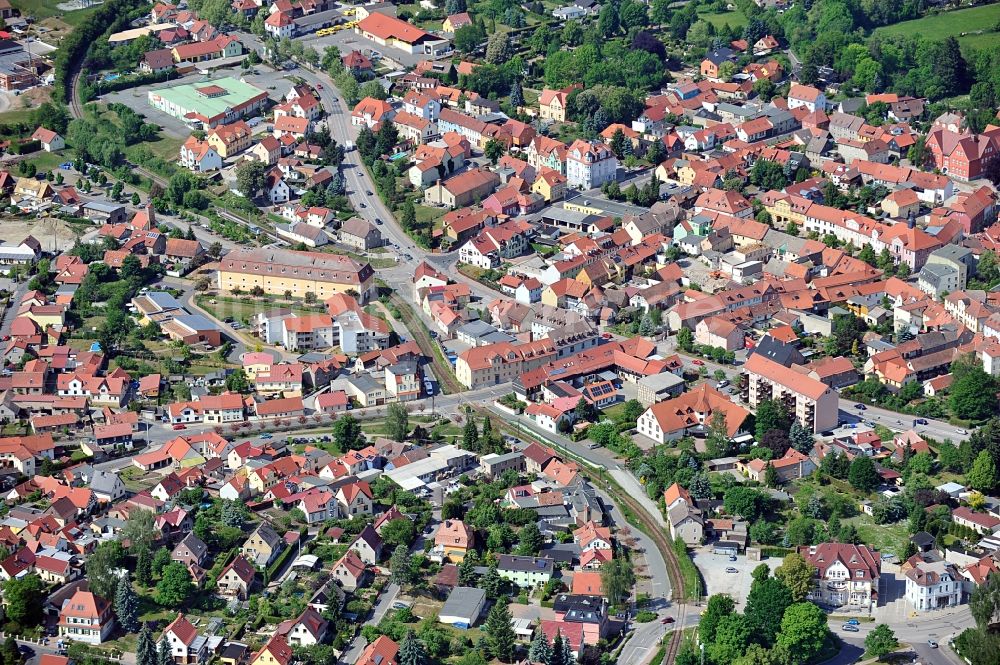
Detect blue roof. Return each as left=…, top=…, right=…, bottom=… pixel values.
left=145, top=291, right=184, bottom=311
left=174, top=314, right=223, bottom=332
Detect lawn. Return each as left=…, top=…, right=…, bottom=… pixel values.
left=697, top=8, right=748, bottom=29
left=24, top=150, right=68, bottom=173
left=842, top=513, right=908, bottom=556
left=0, top=107, right=37, bottom=125
left=12, top=0, right=98, bottom=26
left=195, top=294, right=323, bottom=324
left=876, top=4, right=1000, bottom=50
left=414, top=204, right=449, bottom=226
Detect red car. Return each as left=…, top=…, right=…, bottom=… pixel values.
left=172, top=423, right=187, bottom=430
left=661, top=617, right=675, bottom=624
left=601, top=332, right=612, bottom=339
left=317, top=84, right=323, bottom=90
left=692, top=359, right=705, bottom=366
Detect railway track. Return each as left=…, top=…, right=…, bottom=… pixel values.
left=489, top=418, right=689, bottom=664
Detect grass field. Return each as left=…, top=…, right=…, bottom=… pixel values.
left=842, top=513, right=908, bottom=556
left=876, top=4, right=1000, bottom=50
left=0, top=107, right=36, bottom=125
left=12, top=0, right=98, bottom=26
left=697, top=8, right=748, bottom=29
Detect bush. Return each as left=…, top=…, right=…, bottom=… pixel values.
left=635, top=610, right=657, bottom=623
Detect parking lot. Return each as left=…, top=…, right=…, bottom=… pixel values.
left=295, top=28, right=427, bottom=69
left=100, top=65, right=291, bottom=139
left=691, top=547, right=780, bottom=607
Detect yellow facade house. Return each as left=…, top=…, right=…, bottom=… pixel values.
left=217, top=248, right=375, bottom=303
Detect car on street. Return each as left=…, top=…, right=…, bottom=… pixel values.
left=841, top=625, right=859, bottom=632
left=18, top=646, right=33, bottom=658
left=725, top=567, right=738, bottom=573
left=317, top=84, right=323, bottom=89
left=854, top=403, right=866, bottom=410
left=844, top=619, right=859, bottom=625
left=375, top=219, right=383, bottom=225
left=172, top=424, right=186, bottom=430
left=915, top=418, right=928, bottom=425
left=601, top=332, right=612, bottom=339
left=661, top=617, right=675, bottom=624
left=260, top=433, right=273, bottom=440
left=359, top=202, right=366, bottom=208
left=692, top=359, right=704, bottom=366
left=958, top=429, right=968, bottom=435
left=729, top=555, right=737, bottom=561
left=928, top=640, right=938, bottom=648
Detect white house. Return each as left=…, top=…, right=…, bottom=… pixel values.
left=904, top=559, right=962, bottom=611
left=787, top=84, right=827, bottom=113
left=266, top=171, right=290, bottom=204
left=180, top=137, right=223, bottom=173
left=32, top=127, right=65, bottom=152
left=566, top=139, right=617, bottom=190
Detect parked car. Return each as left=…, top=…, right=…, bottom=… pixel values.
left=842, top=625, right=859, bottom=633
left=172, top=424, right=186, bottom=430
left=692, top=359, right=705, bottom=366
left=854, top=403, right=866, bottom=410
left=914, top=418, right=928, bottom=425
left=844, top=619, right=860, bottom=625
left=729, top=555, right=737, bottom=561
left=260, top=433, right=273, bottom=440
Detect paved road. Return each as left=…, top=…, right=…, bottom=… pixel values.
left=490, top=408, right=676, bottom=665
left=667, top=349, right=972, bottom=444
left=234, top=35, right=501, bottom=306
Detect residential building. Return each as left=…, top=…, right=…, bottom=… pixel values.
left=566, top=140, right=617, bottom=190
left=800, top=543, right=881, bottom=610
left=743, top=353, right=839, bottom=433
left=58, top=590, right=115, bottom=645
left=217, top=248, right=375, bottom=303
left=904, top=558, right=962, bottom=610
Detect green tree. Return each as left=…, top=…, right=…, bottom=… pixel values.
left=389, top=544, right=414, bottom=587
left=788, top=421, right=814, bottom=454
left=484, top=600, right=517, bottom=662
left=745, top=577, right=793, bottom=646
left=137, top=623, right=157, bottom=665
left=115, top=572, right=140, bottom=633
left=848, top=455, right=879, bottom=492
left=517, top=522, right=544, bottom=556
left=235, top=160, right=267, bottom=198
left=600, top=558, right=636, bottom=606
left=463, top=417, right=479, bottom=450
left=380, top=518, right=417, bottom=549
left=677, top=327, right=694, bottom=351
left=157, top=638, right=172, bottom=665
left=225, top=368, right=250, bottom=393
left=386, top=403, right=409, bottom=441
left=528, top=631, right=551, bottom=663
left=865, top=624, right=897, bottom=659
left=968, top=450, right=999, bottom=492
left=333, top=414, right=364, bottom=450
left=484, top=32, right=513, bottom=64
left=775, top=553, right=816, bottom=602
left=776, top=602, right=829, bottom=663
left=152, top=547, right=172, bottom=578
left=398, top=630, right=427, bottom=665
left=950, top=356, right=997, bottom=421
left=484, top=139, right=506, bottom=164
left=723, top=486, right=767, bottom=521
left=699, top=594, right=735, bottom=643
left=154, top=562, right=194, bottom=607
left=86, top=540, right=125, bottom=599
left=709, top=614, right=752, bottom=663
left=2, top=574, right=44, bottom=626
left=482, top=561, right=503, bottom=598
left=755, top=400, right=791, bottom=441
left=136, top=547, right=152, bottom=586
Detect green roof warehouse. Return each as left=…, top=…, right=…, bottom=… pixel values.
left=147, top=76, right=269, bottom=128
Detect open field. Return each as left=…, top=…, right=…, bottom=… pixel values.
left=0, top=217, right=83, bottom=253
left=13, top=0, right=99, bottom=26
left=876, top=4, right=1000, bottom=49
left=842, top=513, right=908, bottom=556
left=697, top=8, right=748, bottom=29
